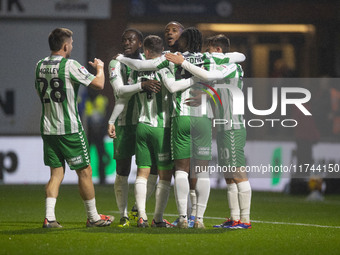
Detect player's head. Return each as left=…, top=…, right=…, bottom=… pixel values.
left=205, top=34, right=230, bottom=53
left=122, top=28, right=143, bottom=58
left=177, top=27, right=202, bottom=53
left=143, top=35, right=164, bottom=60
left=164, top=21, right=184, bottom=52
left=48, top=28, right=73, bottom=58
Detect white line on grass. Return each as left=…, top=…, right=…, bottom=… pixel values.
left=109, top=211, right=340, bottom=229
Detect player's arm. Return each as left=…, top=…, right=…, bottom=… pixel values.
left=116, top=54, right=168, bottom=71
left=166, top=53, right=237, bottom=82
left=88, top=58, right=105, bottom=90
left=107, top=97, right=129, bottom=138
left=223, top=52, right=246, bottom=63
left=158, top=68, right=198, bottom=94
left=109, top=59, right=144, bottom=98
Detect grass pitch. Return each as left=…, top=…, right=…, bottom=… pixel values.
left=0, top=184, right=340, bottom=255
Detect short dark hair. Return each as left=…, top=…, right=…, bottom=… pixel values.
left=205, top=34, right=230, bottom=53
left=165, top=21, right=184, bottom=31
left=179, top=27, right=202, bottom=53
left=48, top=28, right=73, bottom=51
left=122, top=28, right=143, bottom=43
left=143, top=35, right=164, bottom=57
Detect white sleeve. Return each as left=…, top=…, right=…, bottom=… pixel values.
left=108, top=60, right=142, bottom=98
left=158, top=68, right=197, bottom=93
left=108, top=97, right=129, bottom=124
left=181, top=60, right=225, bottom=81
left=224, top=52, right=246, bottom=63
left=116, top=54, right=159, bottom=71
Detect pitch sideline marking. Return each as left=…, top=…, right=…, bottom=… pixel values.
left=110, top=211, right=340, bottom=229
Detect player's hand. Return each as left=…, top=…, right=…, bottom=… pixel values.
left=184, top=90, right=204, bottom=106
left=107, top=124, right=116, bottom=139
left=165, top=52, right=185, bottom=65
left=89, top=58, right=104, bottom=69
left=141, top=80, right=161, bottom=93
left=112, top=54, right=122, bottom=60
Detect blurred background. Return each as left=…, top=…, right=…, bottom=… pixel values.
left=0, top=0, right=339, bottom=195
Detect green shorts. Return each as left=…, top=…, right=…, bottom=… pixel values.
left=217, top=128, right=246, bottom=168
left=136, top=123, right=173, bottom=170
left=114, top=125, right=136, bottom=160
left=42, top=130, right=90, bottom=170
left=171, top=116, right=212, bottom=161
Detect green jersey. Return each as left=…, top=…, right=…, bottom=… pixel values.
left=35, top=55, right=95, bottom=135
left=215, top=63, right=245, bottom=131
left=155, top=52, right=219, bottom=118
left=135, top=70, right=172, bottom=128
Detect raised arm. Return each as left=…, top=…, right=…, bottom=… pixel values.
left=116, top=54, right=166, bottom=71
left=165, top=53, right=237, bottom=82
left=223, top=52, right=246, bottom=63
left=158, top=68, right=198, bottom=93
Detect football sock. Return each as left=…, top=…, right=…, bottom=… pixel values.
left=227, top=183, right=240, bottom=221
left=135, top=176, right=148, bottom=220
left=189, top=189, right=197, bottom=217
left=84, top=198, right=100, bottom=222
left=237, top=181, right=252, bottom=223
left=146, top=174, right=158, bottom=200
left=175, top=170, right=189, bottom=218
left=45, top=197, right=57, bottom=221
left=195, top=172, right=210, bottom=221
left=114, top=174, right=129, bottom=218
left=154, top=180, right=171, bottom=222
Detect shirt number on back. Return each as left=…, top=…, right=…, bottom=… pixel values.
left=36, top=77, right=66, bottom=103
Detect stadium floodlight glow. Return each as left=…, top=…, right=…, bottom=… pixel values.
left=197, top=24, right=316, bottom=34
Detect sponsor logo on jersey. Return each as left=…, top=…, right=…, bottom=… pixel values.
left=78, top=66, right=89, bottom=75
left=67, top=155, right=83, bottom=166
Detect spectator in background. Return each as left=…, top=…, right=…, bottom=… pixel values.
left=86, top=94, right=109, bottom=184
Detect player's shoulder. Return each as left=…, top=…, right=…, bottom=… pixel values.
left=109, top=58, right=120, bottom=66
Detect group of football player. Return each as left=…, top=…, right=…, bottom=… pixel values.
left=106, top=21, right=252, bottom=230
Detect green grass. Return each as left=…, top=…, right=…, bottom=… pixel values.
left=1, top=185, right=340, bottom=255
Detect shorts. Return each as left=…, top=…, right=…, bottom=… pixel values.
left=136, top=123, right=173, bottom=170
left=171, top=116, right=212, bottom=161
left=217, top=128, right=246, bottom=168
left=114, top=125, right=136, bottom=160
left=42, top=130, right=90, bottom=170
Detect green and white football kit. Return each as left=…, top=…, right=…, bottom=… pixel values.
left=179, top=60, right=246, bottom=168
left=108, top=56, right=143, bottom=160
left=35, top=55, right=94, bottom=169
left=135, top=70, right=173, bottom=170
left=117, top=52, right=240, bottom=160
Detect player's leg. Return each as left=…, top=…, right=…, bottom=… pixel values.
left=44, top=166, right=65, bottom=228
left=75, top=164, right=114, bottom=227
left=188, top=177, right=197, bottom=227
left=172, top=116, right=191, bottom=228
left=147, top=164, right=158, bottom=200
left=61, top=130, right=113, bottom=227
left=113, top=125, right=136, bottom=226
left=151, top=127, right=174, bottom=227
left=192, top=116, right=212, bottom=229
left=135, top=167, right=151, bottom=227
left=152, top=168, right=173, bottom=227
left=226, top=129, right=251, bottom=229
left=134, top=123, right=153, bottom=227
left=42, top=135, right=65, bottom=228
